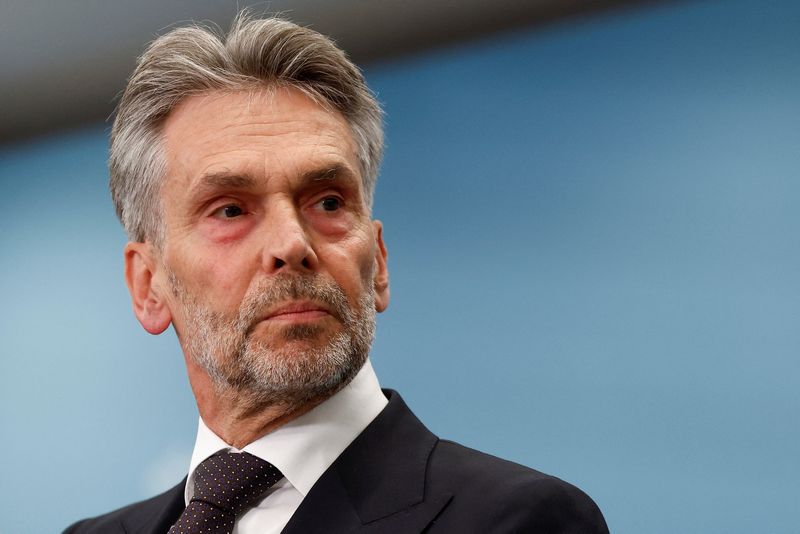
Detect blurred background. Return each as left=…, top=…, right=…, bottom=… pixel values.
left=1, top=0, right=798, bottom=532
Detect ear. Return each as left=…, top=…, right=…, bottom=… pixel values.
left=124, top=241, right=172, bottom=335
left=371, top=220, right=390, bottom=313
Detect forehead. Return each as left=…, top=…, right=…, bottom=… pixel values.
left=160, top=87, right=359, bottom=189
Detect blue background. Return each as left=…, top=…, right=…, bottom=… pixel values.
left=1, top=1, right=798, bottom=532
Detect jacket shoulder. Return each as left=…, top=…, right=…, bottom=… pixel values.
left=427, top=440, right=609, bottom=534
left=63, top=480, right=185, bottom=534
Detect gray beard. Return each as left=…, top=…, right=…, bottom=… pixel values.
left=169, top=271, right=376, bottom=411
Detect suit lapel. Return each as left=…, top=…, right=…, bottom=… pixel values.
left=281, top=390, right=452, bottom=534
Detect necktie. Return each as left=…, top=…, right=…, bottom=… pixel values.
left=170, top=451, right=283, bottom=534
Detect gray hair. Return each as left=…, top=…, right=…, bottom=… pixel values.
left=110, top=13, right=384, bottom=244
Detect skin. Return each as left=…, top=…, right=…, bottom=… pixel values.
left=124, top=87, right=390, bottom=448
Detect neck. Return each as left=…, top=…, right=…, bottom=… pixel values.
left=185, top=357, right=323, bottom=449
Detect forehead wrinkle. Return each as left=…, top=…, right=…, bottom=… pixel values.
left=231, top=117, right=346, bottom=139
left=163, top=89, right=360, bottom=196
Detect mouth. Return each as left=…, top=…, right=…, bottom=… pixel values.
left=262, top=301, right=333, bottom=323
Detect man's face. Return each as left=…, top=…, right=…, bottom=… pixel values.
left=144, top=87, right=388, bottom=406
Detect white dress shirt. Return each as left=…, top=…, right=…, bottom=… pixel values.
left=183, top=359, right=388, bottom=534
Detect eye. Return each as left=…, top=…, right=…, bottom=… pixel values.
left=212, top=204, right=245, bottom=219
left=319, top=197, right=341, bottom=212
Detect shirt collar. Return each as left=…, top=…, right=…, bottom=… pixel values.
left=184, top=359, right=387, bottom=504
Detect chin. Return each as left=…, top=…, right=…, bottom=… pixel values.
left=215, top=326, right=370, bottom=408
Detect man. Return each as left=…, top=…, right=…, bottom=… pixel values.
left=66, top=14, right=608, bottom=534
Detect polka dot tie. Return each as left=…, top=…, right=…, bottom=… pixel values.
left=169, top=451, right=283, bottom=534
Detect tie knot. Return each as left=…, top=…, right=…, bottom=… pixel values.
left=192, top=451, right=283, bottom=515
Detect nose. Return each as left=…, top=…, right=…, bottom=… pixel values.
left=261, top=202, right=318, bottom=274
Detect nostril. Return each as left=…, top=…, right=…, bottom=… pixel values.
left=301, top=257, right=311, bottom=269
left=274, top=258, right=286, bottom=269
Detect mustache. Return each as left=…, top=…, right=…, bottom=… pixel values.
left=238, top=274, right=351, bottom=330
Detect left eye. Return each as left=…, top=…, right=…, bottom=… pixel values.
left=213, top=204, right=244, bottom=218
left=319, top=197, right=341, bottom=211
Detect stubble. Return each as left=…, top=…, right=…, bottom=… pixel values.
left=169, top=270, right=376, bottom=412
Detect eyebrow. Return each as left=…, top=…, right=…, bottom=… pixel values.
left=190, top=162, right=359, bottom=198
left=194, top=172, right=257, bottom=193
left=300, top=163, right=358, bottom=185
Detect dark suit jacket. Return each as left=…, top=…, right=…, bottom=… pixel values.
left=65, top=390, right=608, bottom=533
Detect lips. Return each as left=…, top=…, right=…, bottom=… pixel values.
left=262, top=301, right=332, bottom=322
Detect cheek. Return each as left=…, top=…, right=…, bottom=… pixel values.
left=168, top=243, right=256, bottom=303
left=323, top=235, right=376, bottom=290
